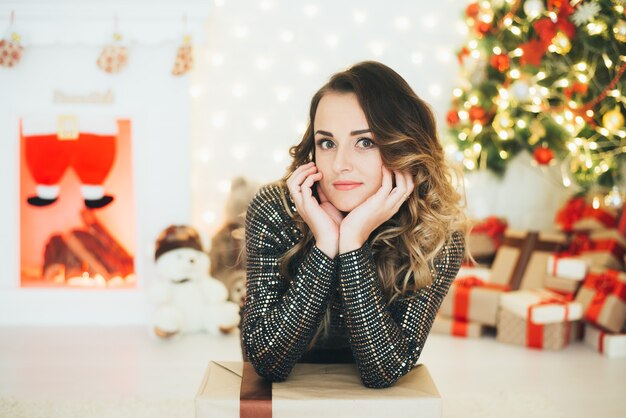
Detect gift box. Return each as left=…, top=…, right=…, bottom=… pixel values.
left=490, top=230, right=567, bottom=290
left=543, top=275, right=581, bottom=295
left=497, top=288, right=582, bottom=350
left=499, top=288, right=583, bottom=323
left=439, top=276, right=507, bottom=326
left=431, top=315, right=485, bottom=338
left=546, top=254, right=588, bottom=280
left=455, top=266, right=491, bottom=282
left=583, top=323, right=626, bottom=358
left=555, top=196, right=618, bottom=232
left=572, top=230, right=626, bottom=270
left=468, top=216, right=507, bottom=262
left=196, top=361, right=442, bottom=418
left=575, top=268, right=626, bottom=333
left=496, top=307, right=580, bottom=350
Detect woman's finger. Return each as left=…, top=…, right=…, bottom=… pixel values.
left=380, top=166, right=393, bottom=194
left=287, top=163, right=316, bottom=194
left=301, top=172, right=322, bottom=199
left=393, top=169, right=407, bottom=197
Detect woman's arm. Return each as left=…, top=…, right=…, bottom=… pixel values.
left=339, top=231, right=464, bottom=388
left=241, top=187, right=336, bottom=381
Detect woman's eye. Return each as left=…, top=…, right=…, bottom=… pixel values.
left=357, top=138, right=375, bottom=148
left=316, top=139, right=335, bottom=149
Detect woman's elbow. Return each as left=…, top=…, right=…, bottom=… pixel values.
left=250, top=361, right=290, bottom=382
left=360, top=375, right=398, bottom=389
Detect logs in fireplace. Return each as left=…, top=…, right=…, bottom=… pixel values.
left=42, top=209, right=134, bottom=285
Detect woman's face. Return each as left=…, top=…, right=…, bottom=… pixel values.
left=313, top=91, right=384, bottom=212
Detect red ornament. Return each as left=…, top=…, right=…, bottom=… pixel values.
left=466, top=3, right=480, bottom=18
left=564, top=82, right=588, bottom=99
left=533, top=146, right=555, bottom=165
left=490, top=54, right=510, bottom=72
left=469, top=106, right=486, bottom=123
left=446, top=109, right=461, bottom=127
left=519, top=39, right=546, bottom=66
left=476, top=21, right=493, bottom=36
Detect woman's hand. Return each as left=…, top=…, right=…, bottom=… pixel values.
left=287, top=162, right=342, bottom=258
left=339, top=166, right=414, bottom=253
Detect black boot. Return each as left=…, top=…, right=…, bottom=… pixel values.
left=84, top=195, right=114, bottom=209
left=27, top=196, right=58, bottom=207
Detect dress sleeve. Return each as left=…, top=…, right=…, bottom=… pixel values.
left=241, top=190, right=337, bottom=381
left=338, top=231, right=464, bottom=388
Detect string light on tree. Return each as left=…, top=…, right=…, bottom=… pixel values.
left=523, top=0, right=544, bottom=20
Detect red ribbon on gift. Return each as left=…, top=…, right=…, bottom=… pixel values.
left=241, top=362, right=272, bottom=418
left=453, top=276, right=509, bottom=321
left=583, top=270, right=626, bottom=324
left=598, top=329, right=605, bottom=354
left=472, top=216, right=507, bottom=248
left=451, top=320, right=468, bottom=337
left=563, top=232, right=624, bottom=266
left=581, top=206, right=617, bottom=229
left=526, top=294, right=573, bottom=349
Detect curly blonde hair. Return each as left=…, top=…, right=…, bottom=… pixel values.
left=277, top=61, right=469, bottom=340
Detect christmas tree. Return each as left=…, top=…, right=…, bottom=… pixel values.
left=448, top=0, right=626, bottom=195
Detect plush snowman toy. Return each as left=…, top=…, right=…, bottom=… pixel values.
left=149, top=225, right=240, bottom=339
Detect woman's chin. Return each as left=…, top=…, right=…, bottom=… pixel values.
left=331, top=199, right=360, bottom=213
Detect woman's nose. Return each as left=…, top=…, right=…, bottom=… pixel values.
left=332, top=147, right=353, bottom=172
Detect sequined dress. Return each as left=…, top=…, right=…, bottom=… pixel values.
left=242, top=183, right=464, bottom=388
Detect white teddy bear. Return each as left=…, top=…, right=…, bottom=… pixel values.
left=148, top=225, right=240, bottom=339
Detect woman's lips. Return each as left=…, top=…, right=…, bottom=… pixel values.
left=333, top=181, right=363, bottom=191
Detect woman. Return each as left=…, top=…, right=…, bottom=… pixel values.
left=242, top=61, right=468, bottom=388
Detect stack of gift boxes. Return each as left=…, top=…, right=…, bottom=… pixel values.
left=433, top=201, right=626, bottom=358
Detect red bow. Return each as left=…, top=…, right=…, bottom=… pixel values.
left=472, top=216, right=507, bottom=248
left=584, top=270, right=626, bottom=324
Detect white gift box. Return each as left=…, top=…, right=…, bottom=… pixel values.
left=455, top=266, right=491, bottom=282
left=499, top=289, right=583, bottom=324
left=546, top=255, right=588, bottom=280
left=584, top=323, right=626, bottom=358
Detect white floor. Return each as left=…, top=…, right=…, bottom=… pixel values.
left=0, top=327, right=624, bottom=418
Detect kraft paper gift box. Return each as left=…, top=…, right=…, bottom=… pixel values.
left=500, top=288, right=583, bottom=323
left=432, top=315, right=485, bottom=338
left=574, top=229, right=626, bottom=270
left=439, top=276, right=507, bottom=326
left=575, top=268, right=626, bottom=333
left=196, top=361, right=442, bottom=418
left=583, top=323, right=626, bottom=358
left=496, top=307, right=581, bottom=350
left=489, top=230, right=567, bottom=291
left=497, top=289, right=583, bottom=350
left=543, top=254, right=587, bottom=295
left=543, top=275, right=582, bottom=295
left=467, top=216, right=507, bottom=263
